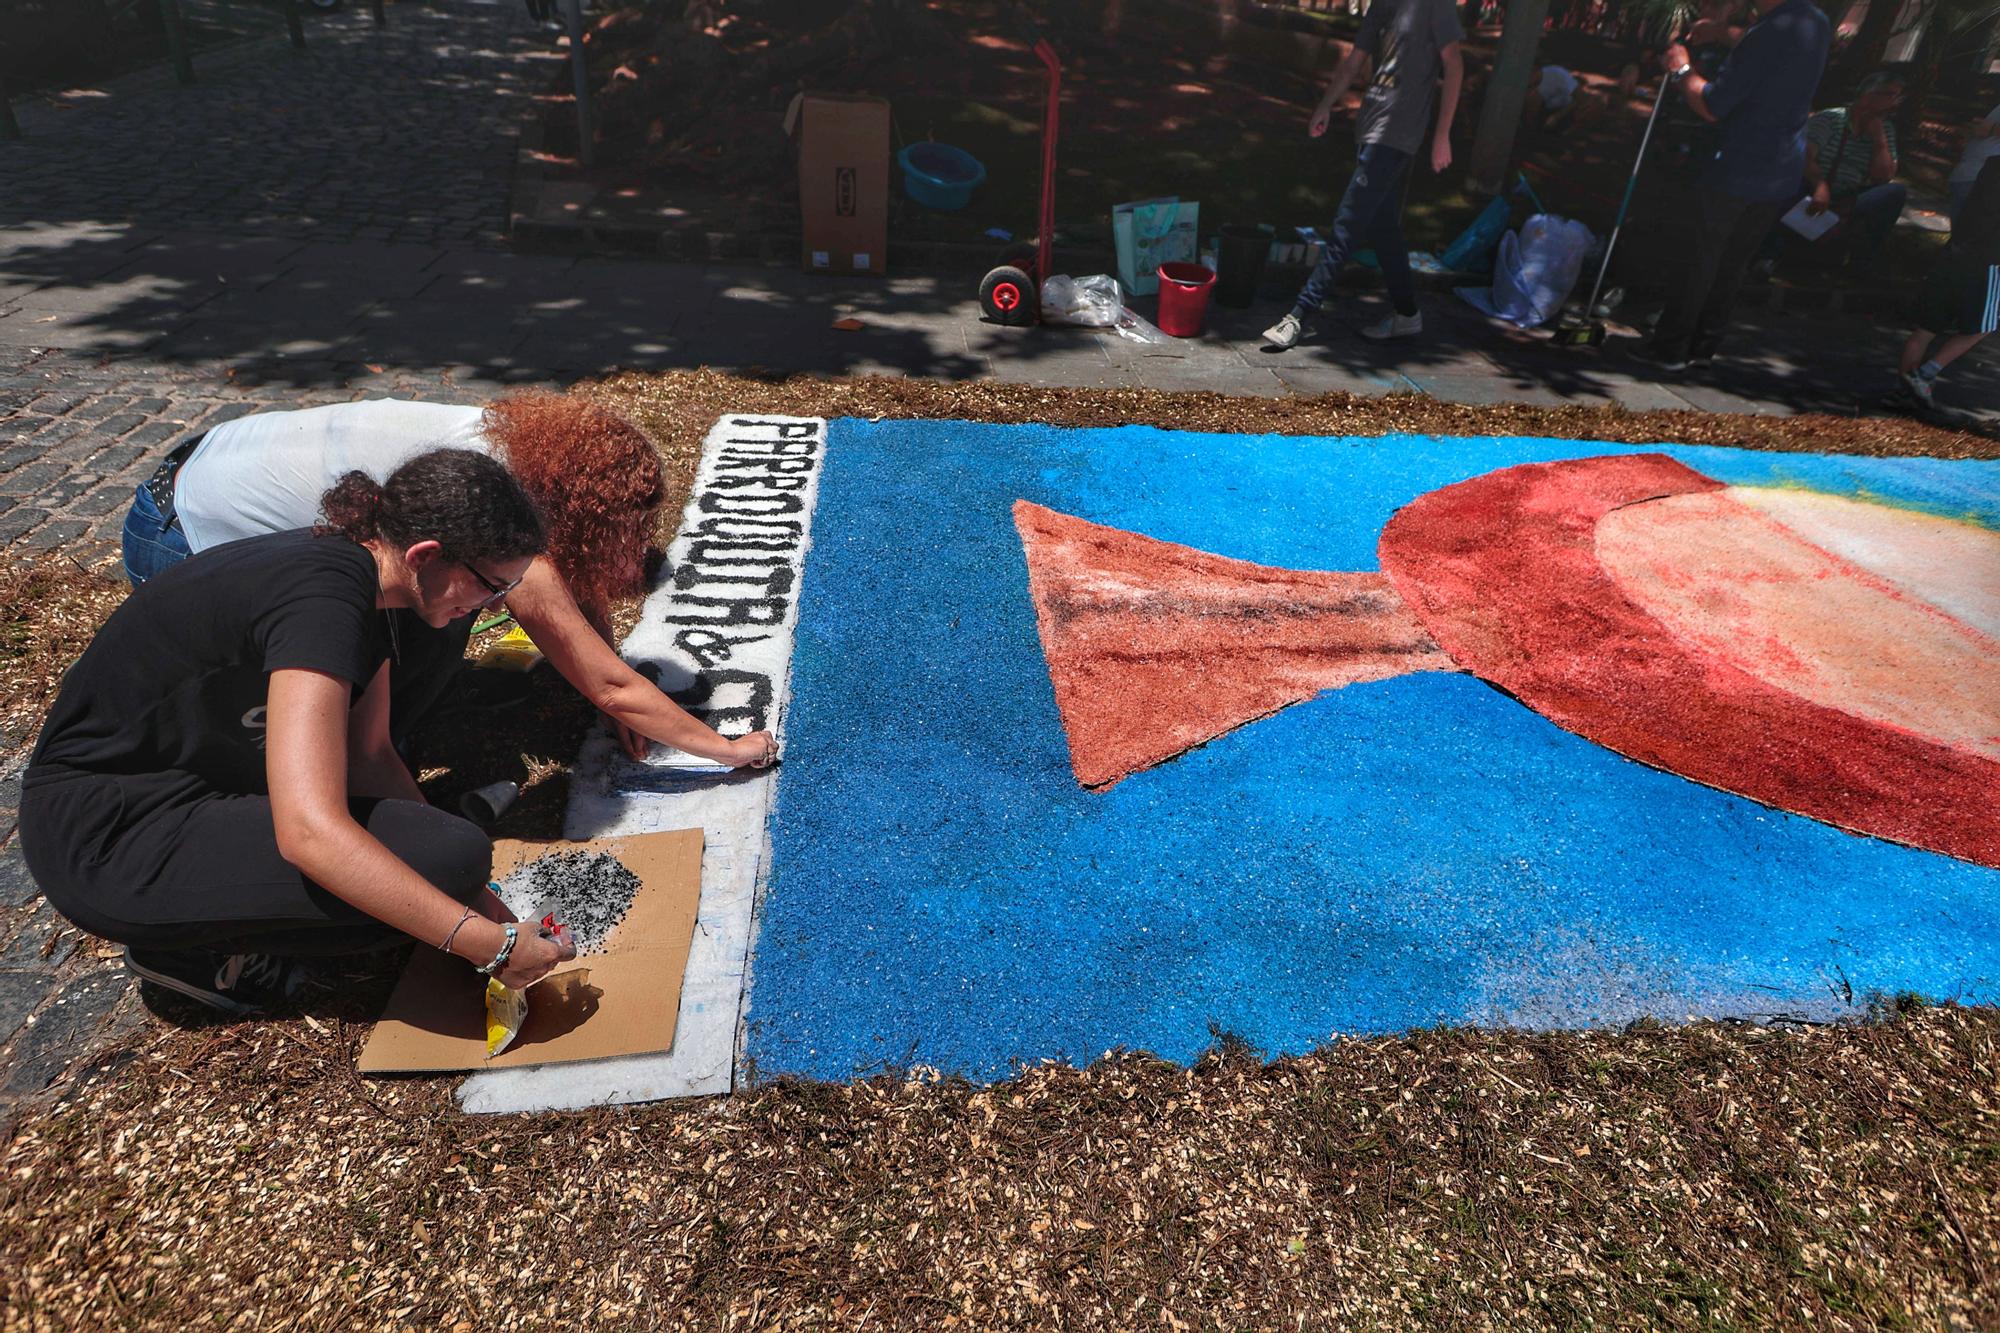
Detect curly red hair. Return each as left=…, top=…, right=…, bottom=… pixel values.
left=482, top=392, right=664, bottom=626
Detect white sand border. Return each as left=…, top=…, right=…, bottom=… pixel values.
left=458, top=414, right=829, bottom=1113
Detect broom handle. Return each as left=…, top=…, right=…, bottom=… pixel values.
left=1582, top=73, right=1675, bottom=316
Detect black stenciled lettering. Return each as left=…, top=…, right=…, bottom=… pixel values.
left=715, top=455, right=817, bottom=475
left=673, top=628, right=773, bottom=668
left=674, top=563, right=795, bottom=596
left=700, top=492, right=803, bottom=517
left=719, top=439, right=820, bottom=457
left=658, top=594, right=789, bottom=628
left=692, top=516, right=802, bottom=541
left=710, top=474, right=809, bottom=493
left=728, top=419, right=820, bottom=438
left=678, top=668, right=776, bottom=731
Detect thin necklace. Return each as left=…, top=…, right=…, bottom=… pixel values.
left=385, top=608, right=402, bottom=664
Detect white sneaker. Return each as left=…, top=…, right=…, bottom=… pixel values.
left=1360, top=311, right=1423, bottom=340
left=1262, top=312, right=1305, bottom=348
left=1900, top=371, right=1935, bottom=407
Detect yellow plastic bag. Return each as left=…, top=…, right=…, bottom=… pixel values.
left=484, top=978, right=528, bottom=1058
left=478, top=623, right=544, bottom=673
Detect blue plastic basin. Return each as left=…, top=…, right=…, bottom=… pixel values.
left=898, top=142, right=986, bottom=211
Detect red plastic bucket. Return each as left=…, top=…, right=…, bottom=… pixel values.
left=1155, top=262, right=1216, bottom=337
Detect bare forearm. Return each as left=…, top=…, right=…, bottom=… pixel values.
left=280, top=816, right=504, bottom=961
left=348, top=745, right=426, bottom=804
left=1678, top=73, right=1715, bottom=123
left=597, top=676, right=741, bottom=760
left=1435, top=52, right=1463, bottom=141
left=1320, top=47, right=1366, bottom=109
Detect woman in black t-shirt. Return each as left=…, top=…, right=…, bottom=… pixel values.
left=20, top=449, right=578, bottom=1014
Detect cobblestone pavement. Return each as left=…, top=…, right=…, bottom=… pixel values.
left=3, top=0, right=553, bottom=250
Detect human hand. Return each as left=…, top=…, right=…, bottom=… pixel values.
left=473, top=884, right=519, bottom=924
left=496, top=926, right=575, bottom=991
left=1431, top=136, right=1452, bottom=174
left=1308, top=103, right=1333, bottom=138
left=613, top=714, right=649, bottom=761
left=1661, top=43, right=1690, bottom=75
left=728, top=731, right=779, bottom=768
left=1807, top=180, right=1832, bottom=216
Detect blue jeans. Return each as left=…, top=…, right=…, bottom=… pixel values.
left=120, top=484, right=192, bottom=587
left=1293, top=143, right=1418, bottom=319
left=1843, top=181, right=1907, bottom=267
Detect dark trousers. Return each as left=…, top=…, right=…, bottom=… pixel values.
left=1653, top=186, right=1786, bottom=358
left=1293, top=143, right=1419, bottom=318
left=21, top=772, right=491, bottom=957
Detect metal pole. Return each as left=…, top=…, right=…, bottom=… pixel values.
left=0, top=72, right=19, bottom=142
left=160, top=0, right=195, bottom=84
left=1463, top=0, right=1552, bottom=195
left=565, top=0, right=594, bottom=167
left=1579, top=74, right=1673, bottom=317
left=282, top=0, right=306, bottom=49
left=372, top=0, right=386, bottom=26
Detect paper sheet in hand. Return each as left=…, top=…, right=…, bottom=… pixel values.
left=1780, top=195, right=1840, bottom=241
left=357, top=828, right=704, bottom=1074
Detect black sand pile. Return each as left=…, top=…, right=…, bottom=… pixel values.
left=494, top=851, right=642, bottom=955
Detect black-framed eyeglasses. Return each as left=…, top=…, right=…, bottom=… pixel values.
left=460, top=560, right=524, bottom=608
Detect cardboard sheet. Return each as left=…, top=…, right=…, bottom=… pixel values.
left=358, top=828, right=704, bottom=1074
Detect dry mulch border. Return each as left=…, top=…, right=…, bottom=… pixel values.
left=2, top=374, right=1996, bottom=1331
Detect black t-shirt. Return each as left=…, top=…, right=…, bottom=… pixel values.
left=28, top=530, right=391, bottom=794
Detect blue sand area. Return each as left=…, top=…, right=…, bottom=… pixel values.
left=747, top=422, right=2000, bottom=1082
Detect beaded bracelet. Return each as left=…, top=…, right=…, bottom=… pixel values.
left=439, top=906, right=477, bottom=955
left=476, top=923, right=519, bottom=978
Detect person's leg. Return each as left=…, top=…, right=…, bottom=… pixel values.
left=1949, top=178, right=1974, bottom=226
left=1363, top=153, right=1419, bottom=318
left=1648, top=186, right=1737, bottom=359
left=22, top=774, right=491, bottom=958
left=1928, top=330, right=1989, bottom=375
left=1286, top=145, right=1417, bottom=321
left=1899, top=327, right=1937, bottom=375
left=1843, top=181, right=1907, bottom=267
left=1689, top=196, right=1786, bottom=353
left=119, top=485, right=193, bottom=587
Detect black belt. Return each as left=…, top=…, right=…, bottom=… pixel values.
left=142, top=432, right=206, bottom=531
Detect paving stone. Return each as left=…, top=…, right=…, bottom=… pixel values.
left=3, top=970, right=130, bottom=1095
left=123, top=420, right=189, bottom=450
left=66, top=486, right=133, bottom=519
left=0, top=971, right=55, bottom=1048
left=33, top=474, right=99, bottom=509
left=0, top=463, right=63, bottom=496
left=0, top=904, right=76, bottom=969
left=0, top=847, right=37, bottom=909
left=18, top=520, right=88, bottom=553
left=0, top=445, right=35, bottom=473
left=0, top=506, right=49, bottom=545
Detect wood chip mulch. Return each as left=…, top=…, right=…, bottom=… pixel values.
left=3, top=374, right=1996, bottom=1331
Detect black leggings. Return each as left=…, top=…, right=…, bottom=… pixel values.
left=20, top=771, right=490, bottom=957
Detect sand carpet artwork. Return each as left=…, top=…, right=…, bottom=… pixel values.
left=498, top=416, right=1997, bottom=1106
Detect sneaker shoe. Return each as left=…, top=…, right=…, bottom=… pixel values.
left=1632, top=341, right=1690, bottom=373
left=1900, top=371, right=1935, bottom=408
left=1687, top=341, right=1719, bottom=367
left=124, top=947, right=304, bottom=1016
left=1262, top=312, right=1306, bottom=349
left=1360, top=311, right=1424, bottom=340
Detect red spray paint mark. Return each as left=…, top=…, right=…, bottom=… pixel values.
left=1013, top=501, right=1456, bottom=789
left=1378, top=453, right=2000, bottom=869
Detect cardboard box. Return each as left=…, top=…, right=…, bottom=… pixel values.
left=357, top=829, right=704, bottom=1074
left=785, top=91, right=889, bottom=276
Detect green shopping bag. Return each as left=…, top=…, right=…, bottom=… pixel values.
left=1113, top=197, right=1200, bottom=297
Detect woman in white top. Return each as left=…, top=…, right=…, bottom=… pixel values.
left=121, top=392, right=778, bottom=771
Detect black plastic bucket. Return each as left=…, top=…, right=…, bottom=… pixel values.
left=1213, top=223, right=1273, bottom=308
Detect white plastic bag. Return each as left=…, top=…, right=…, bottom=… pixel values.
left=1454, top=214, right=1594, bottom=329
left=1040, top=273, right=1123, bottom=327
